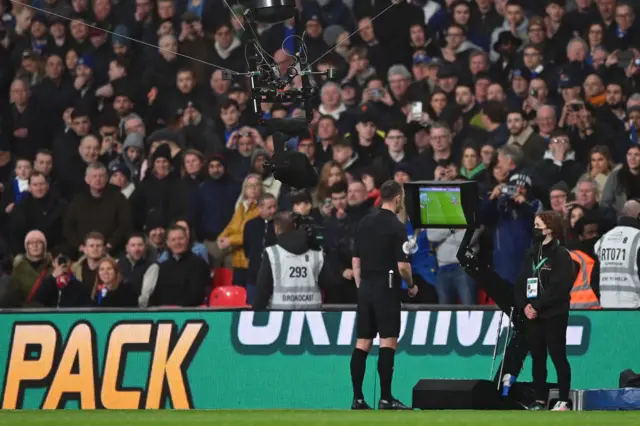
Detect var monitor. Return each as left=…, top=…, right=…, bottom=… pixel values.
left=404, top=181, right=478, bottom=229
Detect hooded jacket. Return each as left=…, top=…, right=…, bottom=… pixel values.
left=189, top=162, right=241, bottom=241
left=109, top=133, right=144, bottom=182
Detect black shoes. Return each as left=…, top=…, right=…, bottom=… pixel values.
left=351, top=397, right=412, bottom=410
left=351, top=398, right=372, bottom=410
left=378, top=398, right=412, bottom=410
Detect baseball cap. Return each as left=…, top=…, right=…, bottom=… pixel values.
left=109, top=163, right=131, bottom=181
left=76, top=55, right=94, bottom=70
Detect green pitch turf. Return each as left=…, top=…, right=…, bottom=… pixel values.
left=0, top=410, right=639, bottom=426
left=420, top=190, right=465, bottom=226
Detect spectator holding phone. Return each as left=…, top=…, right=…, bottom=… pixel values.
left=32, top=253, right=90, bottom=307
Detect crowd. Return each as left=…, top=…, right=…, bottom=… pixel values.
left=0, top=0, right=639, bottom=309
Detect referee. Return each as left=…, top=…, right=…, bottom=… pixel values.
left=350, top=180, right=418, bottom=410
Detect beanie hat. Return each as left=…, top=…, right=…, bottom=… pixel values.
left=207, top=153, right=226, bottom=168
left=251, top=149, right=269, bottom=166
left=151, top=143, right=172, bottom=163
left=550, top=181, right=570, bottom=195
left=24, top=230, right=47, bottom=252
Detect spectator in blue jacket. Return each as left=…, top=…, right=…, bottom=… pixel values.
left=189, top=155, right=240, bottom=267
left=482, top=172, right=543, bottom=285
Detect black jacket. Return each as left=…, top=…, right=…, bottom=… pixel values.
left=9, top=191, right=68, bottom=254
left=253, top=229, right=333, bottom=310
left=92, top=281, right=139, bottom=308
left=243, top=216, right=276, bottom=286
left=116, top=254, right=154, bottom=296
left=33, top=275, right=91, bottom=308
left=148, top=250, right=210, bottom=307
left=515, top=240, right=576, bottom=319
left=63, top=186, right=133, bottom=252
left=130, top=173, right=184, bottom=231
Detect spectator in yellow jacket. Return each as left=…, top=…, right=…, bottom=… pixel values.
left=217, top=173, right=262, bottom=285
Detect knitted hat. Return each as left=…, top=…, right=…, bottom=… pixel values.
left=151, top=143, right=172, bottom=163
left=24, top=230, right=47, bottom=252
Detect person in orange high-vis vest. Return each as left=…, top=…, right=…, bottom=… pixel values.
left=569, top=250, right=600, bottom=309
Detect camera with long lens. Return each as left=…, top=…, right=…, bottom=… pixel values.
left=291, top=212, right=324, bottom=251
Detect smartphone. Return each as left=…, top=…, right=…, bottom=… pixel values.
left=570, top=103, right=583, bottom=112
left=370, top=88, right=382, bottom=99
left=635, top=58, right=640, bottom=66
left=411, top=102, right=423, bottom=121
left=530, top=89, right=538, bottom=97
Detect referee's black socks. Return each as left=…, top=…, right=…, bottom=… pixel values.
left=378, top=347, right=395, bottom=401
left=350, top=348, right=368, bottom=399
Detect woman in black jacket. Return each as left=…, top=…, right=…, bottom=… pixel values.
left=91, top=258, right=138, bottom=308
left=515, top=210, right=575, bottom=411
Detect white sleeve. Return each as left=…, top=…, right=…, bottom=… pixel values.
left=138, top=263, right=159, bottom=308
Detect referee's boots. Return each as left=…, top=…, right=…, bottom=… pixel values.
left=378, top=398, right=412, bottom=410
left=351, top=398, right=372, bottom=410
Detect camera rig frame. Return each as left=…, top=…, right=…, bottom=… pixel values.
left=221, top=4, right=336, bottom=124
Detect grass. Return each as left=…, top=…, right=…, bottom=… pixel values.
left=0, top=410, right=639, bottom=426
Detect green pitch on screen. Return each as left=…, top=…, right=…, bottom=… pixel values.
left=419, top=188, right=466, bottom=226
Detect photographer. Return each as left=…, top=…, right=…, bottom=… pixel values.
left=482, top=171, right=543, bottom=285
left=253, top=212, right=332, bottom=310
left=515, top=211, right=575, bottom=411
left=31, top=254, right=90, bottom=308
left=560, top=102, right=610, bottom=165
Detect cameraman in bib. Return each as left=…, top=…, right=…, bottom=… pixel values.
left=515, top=211, right=576, bottom=411
left=253, top=211, right=332, bottom=310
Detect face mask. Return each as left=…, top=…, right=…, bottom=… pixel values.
left=532, top=228, right=546, bottom=243
left=581, top=237, right=598, bottom=253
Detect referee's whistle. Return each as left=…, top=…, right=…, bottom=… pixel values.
left=388, top=270, right=393, bottom=289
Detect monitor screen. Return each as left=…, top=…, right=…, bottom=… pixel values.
left=418, top=186, right=467, bottom=227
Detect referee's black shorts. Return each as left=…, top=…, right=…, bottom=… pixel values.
left=356, top=282, right=401, bottom=339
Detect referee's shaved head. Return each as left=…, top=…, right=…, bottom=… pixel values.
left=380, top=180, right=404, bottom=203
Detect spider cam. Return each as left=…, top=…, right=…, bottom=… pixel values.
left=221, top=1, right=336, bottom=189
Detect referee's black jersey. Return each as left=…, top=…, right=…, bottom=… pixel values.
left=353, top=208, right=409, bottom=290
